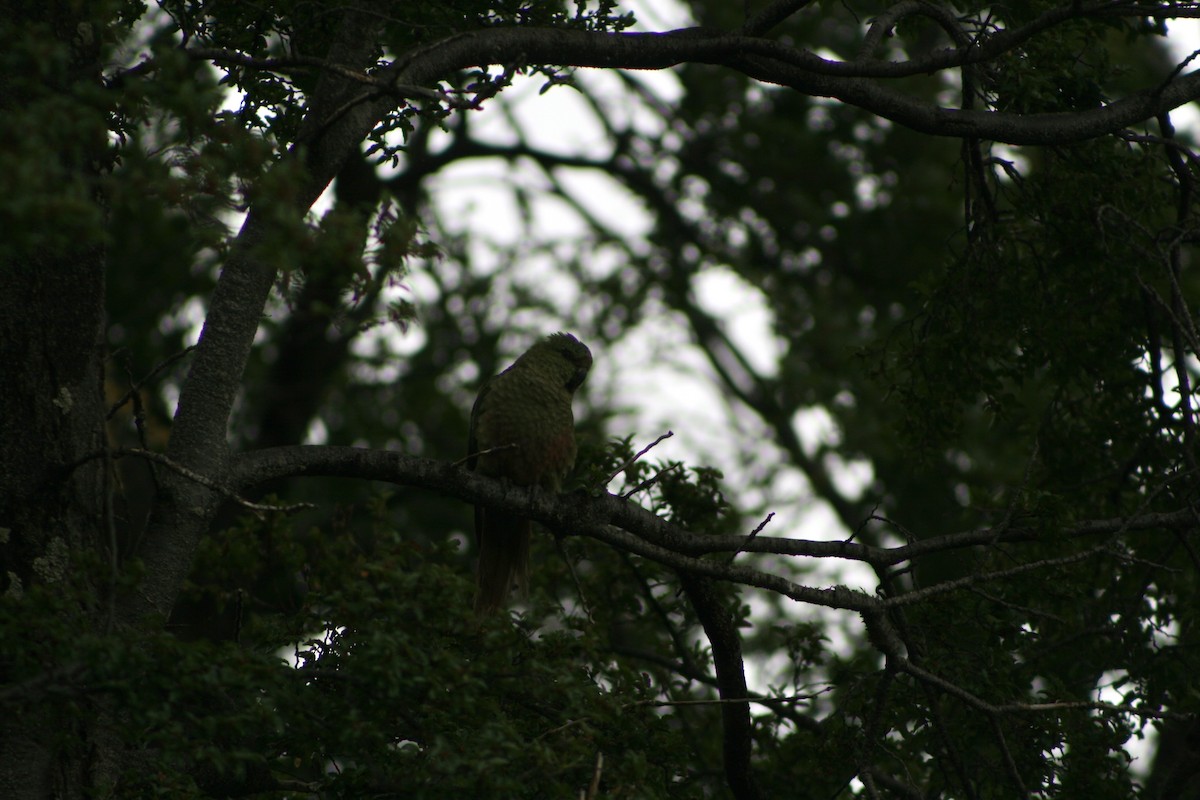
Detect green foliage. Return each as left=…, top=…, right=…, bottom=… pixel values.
left=580, top=436, right=735, bottom=537
left=3, top=505, right=699, bottom=798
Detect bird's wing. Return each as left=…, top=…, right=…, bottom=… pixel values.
left=466, top=376, right=493, bottom=472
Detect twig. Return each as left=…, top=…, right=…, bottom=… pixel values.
left=846, top=503, right=882, bottom=545
left=997, top=439, right=1040, bottom=533
left=864, top=513, right=918, bottom=545
left=1104, top=547, right=1181, bottom=573
left=884, top=476, right=1180, bottom=609
left=602, top=430, right=674, bottom=488
left=727, top=512, right=774, bottom=565
left=454, top=442, right=519, bottom=468
left=621, top=552, right=711, bottom=683
left=900, top=659, right=1195, bottom=722
left=538, top=689, right=830, bottom=742
left=555, top=535, right=594, bottom=623
left=183, top=47, right=444, bottom=102
left=1164, top=45, right=1200, bottom=83
left=1118, top=130, right=1200, bottom=171
left=620, top=462, right=683, bottom=500
left=993, top=700, right=1193, bottom=720
left=116, top=448, right=314, bottom=515
left=106, top=345, right=197, bottom=420
left=966, top=586, right=1066, bottom=624
left=988, top=715, right=1028, bottom=796
left=883, top=544, right=1104, bottom=609
left=636, top=689, right=829, bottom=709
left=582, top=751, right=604, bottom=800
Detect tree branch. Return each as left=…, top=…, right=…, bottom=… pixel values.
left=229, top=442, right=1199, bottom=627
left=183, top=47, right=443, bottom=102
left=678, top=573, right=761, bottom=800
left=386, top=15, right=1200, bottom=145
left=229, top=444, right=880, bottom=612
left=125, top=8, right=391, bottom=626
left=232, top=441, right=1198, bottom=570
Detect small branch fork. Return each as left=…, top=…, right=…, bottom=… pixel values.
left=453, top=442, right=518, bottom=468
left=106, top=345, right=197, bottom=421
left=604, top=429, right=674, bottom=489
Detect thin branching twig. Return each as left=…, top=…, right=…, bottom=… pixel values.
left=603, top=430, right=674, bottom=488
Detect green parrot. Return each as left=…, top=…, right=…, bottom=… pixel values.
left=468, top=332, right=593, bottom=615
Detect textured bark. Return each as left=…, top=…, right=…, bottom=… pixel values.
left=0, top=4, right=109, bottom=795
left=679, top=574, right=761, bottom=800
left=122, top=6, right=391, bottom=629
left=0, top=264, right=106, bottom=800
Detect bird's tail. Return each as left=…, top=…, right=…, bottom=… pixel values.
left=474, top=509, right=531, bottom=616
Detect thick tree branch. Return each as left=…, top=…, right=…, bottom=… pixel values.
left=229, top=444, right=1197, bottom=610
left=171, top=7, right=1200, bottom=146
left=125, top=8, right=391, bottom=626
left=229, top=444, right=879, bottom=612
left=678, top=574, right=761, bottom=800
left=383, top=19, right=1200, bottom=145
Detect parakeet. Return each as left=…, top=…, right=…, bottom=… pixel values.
left=468, top=332, right=593, bottom=615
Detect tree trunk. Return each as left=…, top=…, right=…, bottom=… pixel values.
left=0, top=6, right=111, bottom=796
left=0, top=259, right=108, bottom=799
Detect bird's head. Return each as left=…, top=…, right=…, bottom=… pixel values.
left=521, top=331, right=592, bottom=393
